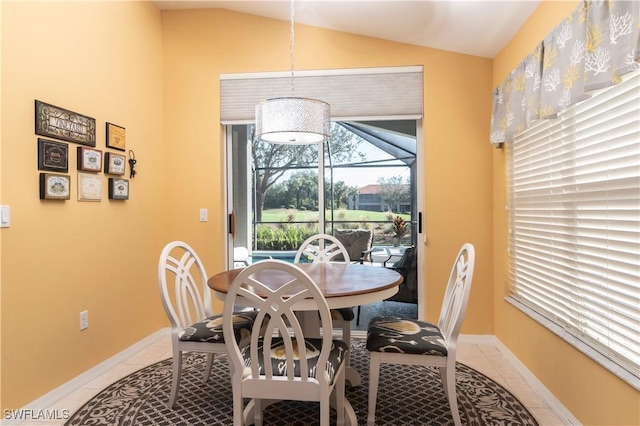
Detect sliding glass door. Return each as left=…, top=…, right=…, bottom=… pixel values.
left=225, top=119, right=423, bottom=325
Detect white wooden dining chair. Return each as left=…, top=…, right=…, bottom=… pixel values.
left=295, top=234, right=355, bottom=369
left=157, top=241, right=258, bottom=408
left=365, top=243, right=475, bottom=426
left=223, top=259, right=349, bottom=426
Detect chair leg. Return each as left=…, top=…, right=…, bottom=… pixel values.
left=335, top=367, right=346, bottom=426
left=342, top=322, right=351, bottom=368
left=439, top=366, right=447, bottom=394
left=367, top=352, right=381, bottom=426
left=254, top=399, right=263, bottom=426
left=356, top=305, right=361, bottom=325
left=202, top=353, right=215, bottom=382
left=443, top=366, right=462, bottom=426
left=320, top=387, right=331, bottom=426
left=231, top=379, right=244, bottom=426
left=168, top=349, right=183, bottom=408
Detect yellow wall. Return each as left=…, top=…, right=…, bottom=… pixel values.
left=493, top=1, right=640, bottom=425
left=9, top=2, right=635, bottom=425
left=0, top=0, right=166, bottom=410
left=1, top=2, right=495, bottom=410
left=161, top=7, right=495, bottom=335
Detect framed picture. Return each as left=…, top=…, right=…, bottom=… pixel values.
left=108, top=178, right=129, bottom=200
left=77, top=147, right=102, bottom=172
left=39, top=173, right=71, bottom=200
left=35, top=100, right=96, bottom=146
left=77, top=172, right=102, bottom=202
left=106, top=122, right=126, bottom=151
left=37, top=138, right=68, bottom=172
left=104, top=152, right=126, bottom=175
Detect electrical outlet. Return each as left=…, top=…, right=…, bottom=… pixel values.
left=80, top=311, right=89, bottom=330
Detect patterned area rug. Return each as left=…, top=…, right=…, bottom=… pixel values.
left=67, top=341, right=539, bottom=425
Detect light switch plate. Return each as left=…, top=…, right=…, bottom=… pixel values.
left=0, top=205, right=9, bottom=228
left=199, top=208, right=208, bottom=222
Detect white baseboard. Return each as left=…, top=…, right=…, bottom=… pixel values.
left=1, top=328, right=170, bottom=426
left=490, top=336, right=582, bottom=426
left=458, top=334, right=496, bottom=344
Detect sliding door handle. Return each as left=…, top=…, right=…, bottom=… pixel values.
left=228, top=212, right=235, bottom=237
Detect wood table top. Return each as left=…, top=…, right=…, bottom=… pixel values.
left=208, top=262, right=403, bottom=300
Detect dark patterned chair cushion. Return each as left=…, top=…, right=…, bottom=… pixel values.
left=331, top=307, right=355, bottom=321
left=387, top=246, right=418, bottom=304
left=366, top=316, right=448, bottom=356
left=178, top=311, right=258, bottom=344
left=240, top=337, right=349, bottom=385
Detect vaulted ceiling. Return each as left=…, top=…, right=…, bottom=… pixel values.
left=152, top=0, right=540, bottom=58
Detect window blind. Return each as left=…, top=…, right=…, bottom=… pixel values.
left=508, top=70, right=640, bottom=387
left=220, top=66, right=423, bottom=124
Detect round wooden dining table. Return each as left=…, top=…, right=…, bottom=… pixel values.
left=208, top=262, right=403, bottom=426
left=208, top=261, right=403, bottom=311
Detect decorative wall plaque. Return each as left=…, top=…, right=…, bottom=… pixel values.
left=108, top=178, right=129, bottom=200
left=77, top=147, right=103, bottom=172
left=37, top=138, right=68, bottom=172
left=104, top=152, right=126, bottom=175
left=39, top=173, right=71, bottom=200
left=106, top=122, right=126, bottom=151
left=78, top=172, right=102, bottom=202
left=35, top=100, right=96, bottom=146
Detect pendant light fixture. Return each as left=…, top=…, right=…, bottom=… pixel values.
left=254, top=0, right=330, bottom=145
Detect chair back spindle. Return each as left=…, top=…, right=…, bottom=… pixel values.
left=438, top=243, right=475, bottom=345
left=294, top=233, right=351, bottom=264
left=158, top=242, right=212, bottom=331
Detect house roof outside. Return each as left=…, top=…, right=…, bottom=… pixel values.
left=359, top=184, right=382, bottom=194
left=359, top=184, right=410, bottom=194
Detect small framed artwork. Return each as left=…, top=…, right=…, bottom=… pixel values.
left=106, top=122, right=126, bottom=151
left=35, top=100, right=96, bottom=146
left=108, top=178, right=129, bottom=200
left=104, top=152, right=126, bottom=175
left=77, top=172, right=102, bottom=202
left=77, top=147, right=102, bottom=172
left=39, top=173, right=71, bottom=200
left=38, top=138, right=68, bottom=172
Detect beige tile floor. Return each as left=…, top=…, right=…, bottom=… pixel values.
left=24, top=333, right=572, bottom=426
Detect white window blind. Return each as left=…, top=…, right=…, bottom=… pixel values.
left=220, top=66, right=423, bottom=124
left=507, top=70, right=640, bottom=388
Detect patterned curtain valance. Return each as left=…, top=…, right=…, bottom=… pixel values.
left=490, top=0, right=640, bottom=145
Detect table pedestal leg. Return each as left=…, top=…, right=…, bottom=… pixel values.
left=346, top=366, right=361, bottom=387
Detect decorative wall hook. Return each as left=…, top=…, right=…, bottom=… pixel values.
left=128, top=150, right=137, bottom=178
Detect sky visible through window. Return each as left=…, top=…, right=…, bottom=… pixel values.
left=333, top=136, right=410, bottom=188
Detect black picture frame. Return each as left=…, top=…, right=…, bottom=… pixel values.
left=108, top=178, right=129, bottom=200
left=37, top=138, right=68, bottom=172
left=106, top=122, right=126, bottom=151
left=104, top=152, right=126, bottom=175
left=35, top=100, right=96, bottom=146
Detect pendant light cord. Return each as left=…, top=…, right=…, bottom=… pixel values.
left=289, top=0, right=296, bottom=97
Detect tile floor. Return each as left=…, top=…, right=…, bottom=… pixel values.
left=25, top=322, right=572, bottom=426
